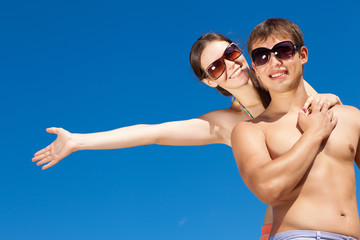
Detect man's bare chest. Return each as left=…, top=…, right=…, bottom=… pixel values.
left=262, top=114, right=357, bottom=161
left=263, top=117, right=302, bottom=159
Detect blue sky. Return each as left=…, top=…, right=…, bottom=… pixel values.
left=1, top=0, right=359, bottom=239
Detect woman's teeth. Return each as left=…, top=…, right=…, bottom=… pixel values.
left=230, top=67, right=242, bottom=78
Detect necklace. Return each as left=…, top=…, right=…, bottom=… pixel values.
left=232, top=97, right=254, bottom=120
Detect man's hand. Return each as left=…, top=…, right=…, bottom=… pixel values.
left=298, top=99, right=338, bottom=140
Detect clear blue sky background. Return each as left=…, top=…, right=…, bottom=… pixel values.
left=1, top=0, right=359, bottom=239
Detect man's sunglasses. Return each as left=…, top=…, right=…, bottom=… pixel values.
left=251, top=41, right=299, bottom=67
left=205, top=43, right=242, bottom=80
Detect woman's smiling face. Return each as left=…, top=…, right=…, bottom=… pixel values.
left=200, top=40, right=251, bottom=91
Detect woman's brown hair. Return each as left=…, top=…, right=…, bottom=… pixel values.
left=189, top=33, right=270, bottom=108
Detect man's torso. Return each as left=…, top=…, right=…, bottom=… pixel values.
left=255, top=105, right=359, bottom=238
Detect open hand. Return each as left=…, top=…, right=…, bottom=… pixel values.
left=32, top=128, right=76, bottom=170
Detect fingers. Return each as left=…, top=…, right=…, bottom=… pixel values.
left=298, top=109, right=307, bottom=119
left=327, top=109, right=334, bottom=119
left=33, top=144, right=59, bottom=169
left=33, top=143, right=53, bottom=166
left=311, top=94, right=343, bottom=109
left=33, top=145, right=50, bottom=157
left=303, top=97, right=325, bottom=113
left=46, top=127, right=59, bottom=134
left=302, top=96, right=313, bottom=111
left=305, top=95, right=337, bottom=113
left=32, top=151, right=49, bottom=162
left=337, top=97, right=342, bottom=105
left=297, top=110, right=307, bottom=130
left=320, top=102, right=330, bottom=113
left=310, top=99, right=322, bottom=113
left=332, top=115, right=338, bottom=127
left=309, top=99, right=330, bottom=113
left=33, top=128, right=58, bottom=158
left=33, top=128, right=63, bottom=170
left=330, top=96, right=342, bottom=106
left=36, top=155, right=53, bottom=166
left=42, top=161, right=57, bottom=170
left=32, top=144, right=53, bottom=162
left=329, top=111, right=338, bottom=128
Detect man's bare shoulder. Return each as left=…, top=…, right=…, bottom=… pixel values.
left=331, top=105, right=360, bottom=134
left=232, top=118, right=265, bottom=139
left=232, top=108, right=275, bottom=136
left=332, top=104, right=359, bottom=111
left=332, top=104, right=360, bottom=120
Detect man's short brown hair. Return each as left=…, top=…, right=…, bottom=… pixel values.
left=247, top=18, right=304, bottom=58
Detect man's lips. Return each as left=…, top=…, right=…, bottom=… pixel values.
left=269, top=70, right=288, bottom=79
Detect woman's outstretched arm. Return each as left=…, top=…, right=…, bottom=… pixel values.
left=32, top=109, right=241, bottom=170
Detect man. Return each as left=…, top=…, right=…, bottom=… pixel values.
left=232, top=18, right=360, bottom=240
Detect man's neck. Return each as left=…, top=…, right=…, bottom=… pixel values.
left=266, top=79, right=308, bottom=115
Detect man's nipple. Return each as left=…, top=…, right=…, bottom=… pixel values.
left=349, top=144, right=355, bottom=153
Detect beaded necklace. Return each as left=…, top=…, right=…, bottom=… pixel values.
left=232, top=97, right=254, bottom=120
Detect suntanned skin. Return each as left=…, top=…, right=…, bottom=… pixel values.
left=32, top=39, right=340, bottom=237
left=232, top=35, right=360, bottom=238
left=32, top=40, right=334, bottom=168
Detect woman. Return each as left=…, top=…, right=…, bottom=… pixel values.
left=32, top=33, right=340, bottom=240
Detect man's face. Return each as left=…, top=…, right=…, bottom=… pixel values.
left=251, top=36, right=308, bottom=93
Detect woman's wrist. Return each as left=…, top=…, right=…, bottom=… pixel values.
left=71, top=133, right=84, bottom=152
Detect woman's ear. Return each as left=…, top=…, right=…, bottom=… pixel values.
left=201, top=78, right=219, bottom=88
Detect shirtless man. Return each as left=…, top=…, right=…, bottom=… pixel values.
left=232, top=18, right=360, bottom=240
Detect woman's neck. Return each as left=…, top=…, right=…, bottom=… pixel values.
left=230, top=79, right=265, bottom=117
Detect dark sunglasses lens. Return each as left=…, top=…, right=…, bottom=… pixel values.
left=274, top=42, right=295, bottom=60
left=208, top=59, right=225, bottom=79
left=224, top=44, right=242, bottom=61
left=252, top=49, right=270, bottom=66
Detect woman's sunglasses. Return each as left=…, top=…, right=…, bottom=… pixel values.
left=205, top=43, right=242, bottom=80
left=251, top=41, right=299, bottom=67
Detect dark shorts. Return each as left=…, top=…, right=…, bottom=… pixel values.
left=268, top=230, right=358, bottom=240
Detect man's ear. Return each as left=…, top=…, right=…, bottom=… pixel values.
left=201, top=78, right=219, bottom=88
left=252, top=61, right=257, bottom=73
left=300, top=46, right=308, bottom=65
left=252, top=61, right=260, bottom=78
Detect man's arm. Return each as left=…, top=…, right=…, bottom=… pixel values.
left=32, top=109, right=236, bottom=170
left=355, top=108, right=360, bottom=170
left=355, top=138, right=360, bottom=170
left=231, top=102, right=337, bottom=204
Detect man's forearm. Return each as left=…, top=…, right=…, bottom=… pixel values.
left=254, top=131, right=323, bottom=204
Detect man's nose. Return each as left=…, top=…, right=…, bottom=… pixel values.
left=267, top=52, right=282, bottom=67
